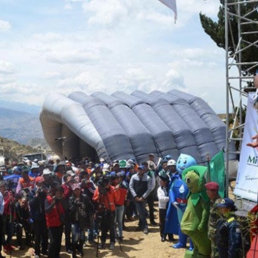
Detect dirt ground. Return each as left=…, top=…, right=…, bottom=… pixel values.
left=2, top=210, right=186, bottom=258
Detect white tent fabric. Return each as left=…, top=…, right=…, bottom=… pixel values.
left=40, top=90, right=234, bottom=163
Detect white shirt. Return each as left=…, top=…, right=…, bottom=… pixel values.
left=157, top=186, right=169, bottom=209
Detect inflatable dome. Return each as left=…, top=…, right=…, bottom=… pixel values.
left=40, top=90, right=234, bottom=163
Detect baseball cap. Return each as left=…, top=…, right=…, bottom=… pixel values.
left=167, top=159, right=176, bottom=166
left=216, top=198, right=237, bottom=211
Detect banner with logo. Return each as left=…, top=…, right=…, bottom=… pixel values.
left=234, top=93, right=258, bottom=202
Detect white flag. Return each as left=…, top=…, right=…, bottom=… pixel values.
left=158, top=0, right=177, bottom=22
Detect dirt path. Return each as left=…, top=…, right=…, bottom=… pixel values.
left=3, top=214, right=186, bottom=258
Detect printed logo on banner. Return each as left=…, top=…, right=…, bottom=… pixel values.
left=247, top=155, right=258, bottom=167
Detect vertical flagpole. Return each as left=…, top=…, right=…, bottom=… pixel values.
left=206, top=153, right=211, bottom=182
left=225, top=0, right=229, bottom=198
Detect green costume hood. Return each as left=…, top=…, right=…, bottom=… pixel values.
left=182, top=165, right=209, bottom=206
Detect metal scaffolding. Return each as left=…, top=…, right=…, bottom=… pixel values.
left=225, top=0, right=258, bottom=202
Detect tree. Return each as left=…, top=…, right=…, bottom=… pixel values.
left=199, top=0, right=258, bottom=76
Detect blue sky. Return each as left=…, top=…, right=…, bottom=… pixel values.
left=0, top=0, right=228, bottom=112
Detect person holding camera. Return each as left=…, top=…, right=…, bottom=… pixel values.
left=30, top=177, right=48, bottom=258
left=45, top=185, right=65, bottom=258
left=92, top=176, right=120, bottom=250
left=69, top=183, right=94, bottom=257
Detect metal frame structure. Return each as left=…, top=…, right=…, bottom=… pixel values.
left=225, top=0, right=258, bottom=203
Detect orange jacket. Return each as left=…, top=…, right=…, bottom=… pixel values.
left=18, top=177, right=35, bottom=189
left=92, top=185, right=120, bottom=212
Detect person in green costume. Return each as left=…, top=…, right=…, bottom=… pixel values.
left=180, top=166, right=211, bottom=258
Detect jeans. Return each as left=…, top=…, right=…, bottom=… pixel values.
left=115, top=205, right=124, bottom=238
left=71, top=223, right=85, bottom=244
left=71, top=222, right=85, bottom=254
left=135, top=201, right=148, bottom=229
left=48, top=225, right=63, bottom=258
left=88, top=219, right=98, bottom=242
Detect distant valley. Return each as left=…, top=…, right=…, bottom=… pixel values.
left=0, top=102, right=45, bottom=147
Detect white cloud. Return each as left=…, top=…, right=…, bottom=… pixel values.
left=64, top=3, right=73, bottom=10
left=162, top=69, right=185, bottom=89
left=0, top=75, right=15, bottom=84
left=180, top=0, right=220, bottom=17
left=33, top=32, right=63, bottom=42
left=0, top=60, right=15, bottom=74
left=46, top=49, right=100, bottom=64
left=43, top=72, right=64, bottom=80
left=137, top=11, right=172, bottom=26
left=83, top=0, right=129, bottom=26
left=0, top=19, right=11, bottom=32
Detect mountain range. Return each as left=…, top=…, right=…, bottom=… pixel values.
left=0, top=100, right=44, bottom=146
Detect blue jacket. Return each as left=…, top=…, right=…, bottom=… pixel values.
left=216, top=216, right=242, bottom=258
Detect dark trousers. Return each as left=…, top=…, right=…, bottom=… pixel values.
left=159, top=209, right=166, bottom=237
left=16, top=221, right=32, bottom=246
left=125, top=193, right=137, bottom=219
left=34, top=220, right=48, bottom=255
left=147, top=191, right=155, bottom=222
left=0, top=216, right=3, bottom=253
left=64, top=217, right=71, bottom=250
left=100, top=211, right=115, bottom=244
left=48, top=225, right=63, bottom=258
left=3, top=217, right=13, bottom=245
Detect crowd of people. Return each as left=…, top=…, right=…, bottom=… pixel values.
left=0, top=153, right=246, bottom=258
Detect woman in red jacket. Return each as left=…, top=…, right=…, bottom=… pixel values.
left=45, top=185, right=64, bottom=258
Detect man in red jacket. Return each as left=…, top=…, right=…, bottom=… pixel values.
left=45, top=185, right=64, bottom=258
left=93, top=176, right=119, bottom=250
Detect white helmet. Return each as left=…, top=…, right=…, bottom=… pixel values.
left=43, top=168, right=52, bottom=175
left=167, top=159, right=176, bottom=166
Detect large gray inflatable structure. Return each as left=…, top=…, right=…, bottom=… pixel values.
left=40, top=90, right=235, bottom=163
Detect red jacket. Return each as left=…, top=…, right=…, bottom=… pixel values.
left=45, top=195, right=64, bottom=228
left=115, top=187, right=127, bottom=206
left=62, top=184, right=72, bottom=200
left=93, top=185, right=119, bottom=212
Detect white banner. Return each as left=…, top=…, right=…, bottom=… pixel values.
left=158, top=0, right=177, bottom=21
left=234, top=93, right=258, bottom=202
